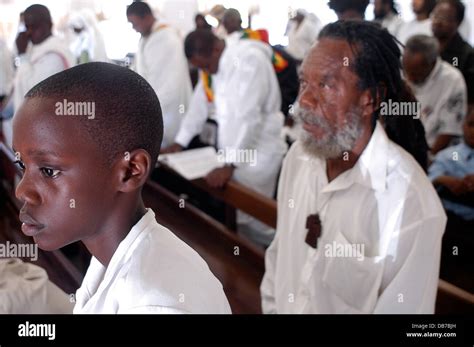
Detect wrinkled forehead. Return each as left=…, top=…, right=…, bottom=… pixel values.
left=301, top=38, right=357, bottom=76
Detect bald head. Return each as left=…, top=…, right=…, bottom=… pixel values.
left=222, top=8, right=242, bottom=34
left=24, top=4, right=52, bottom=44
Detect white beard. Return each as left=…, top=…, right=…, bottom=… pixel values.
left=294, top=103, right=364, bottom=159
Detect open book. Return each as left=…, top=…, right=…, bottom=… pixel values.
left=158, top=147, right=224, bottom=180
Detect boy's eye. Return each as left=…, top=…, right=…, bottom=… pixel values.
left=14, top=160, right=25, bottom=171
left=40, top=167, right=61, bottom=178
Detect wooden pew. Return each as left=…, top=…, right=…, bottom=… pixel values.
left=156, top=163, right=277, bottom=230
left=436, top=279, right=474, bottom=314
left=153, top=164, right=474, bottom=314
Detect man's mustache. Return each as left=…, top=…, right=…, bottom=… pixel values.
left=293, top=105, right=328, bottom=128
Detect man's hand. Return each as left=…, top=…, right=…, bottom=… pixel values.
left=462, top=174, right=474, bottom=193
left=160, top=143, right=183, bottom=154
left=435, top=176, right=468, bottom=196
left=16, top=32, right=29, bottom=55
left=205, top=165, right=235, bottom=189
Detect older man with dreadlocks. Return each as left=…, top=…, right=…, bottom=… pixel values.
left=260, top=21, right=446, bottom=314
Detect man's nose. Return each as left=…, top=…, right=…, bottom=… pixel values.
left=298, top=85, right=318, bottom=111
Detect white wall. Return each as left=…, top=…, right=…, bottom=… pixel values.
left=1, top=0, right=473, bottom=59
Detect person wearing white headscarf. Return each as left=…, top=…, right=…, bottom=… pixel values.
left=68, top=9, right=108, bottom=64
left=285, top=9, right=322, bottom=62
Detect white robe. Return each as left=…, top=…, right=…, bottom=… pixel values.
left=176, top=39, right=287, bottom=199
left=5, top=35, right=74, bottom=148
left=261, top=123, right=446, bottom=314
left=135, top=21, right=192, bottom=148
left=73, top=209, right=231, bottom=314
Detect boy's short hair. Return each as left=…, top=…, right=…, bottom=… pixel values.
left=126, top=1, right=153, bottom=18
left=25, top=62, right=163, bottom=168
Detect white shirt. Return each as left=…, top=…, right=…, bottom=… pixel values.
left=5, top=35, right=74, bottom=148
left=380, top=13, right=405, bottom=38
left=286, top=15, right=322, bottom=61
left=73, top=209, right=231, bottom=314
left=135, top=21, right=192, bottom=148
left=261, top=123, right=446, bottom=314
left=0, top=40, right=13, bottom=96
left=409, top=59, right=467, bottom=148
left=176, top=38, right=287, bottom=197
left=398, top=18, right=432, bottom=44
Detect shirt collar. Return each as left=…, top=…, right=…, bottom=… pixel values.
left=458, top=141, right=474, bottom=161
left=102, top=208, right=155, bottom=273
left=355, top=121, right=389, bottom=192
left=76, top=208, right=156, bottom=304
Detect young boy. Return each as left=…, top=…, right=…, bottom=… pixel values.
left=429, top=104, right=474, bottom=221
left=11, top=62, right=231, bottom=314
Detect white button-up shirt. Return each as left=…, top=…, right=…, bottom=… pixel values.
left=74, top=209, right=231, bottom=314
left=261, top=123, right=446, bottom=314
left=397, top=18, right=432, bottom=44
left=379, top=13, right=405, bottom=38
left=410, top=58, right=467, bottom=148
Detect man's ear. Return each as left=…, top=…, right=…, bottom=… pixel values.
left=114, top=149, right=152, bottom=193
left=359, top=84, right=386, bottom=119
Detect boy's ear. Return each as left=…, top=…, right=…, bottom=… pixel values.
left=114, top=149, right=152, bottom=193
